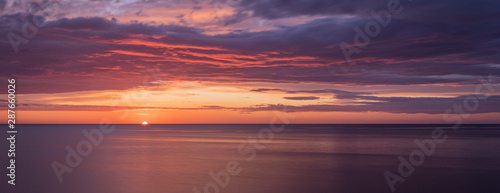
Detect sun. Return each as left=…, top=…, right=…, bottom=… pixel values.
left=142, top=121, right=148, bottom=125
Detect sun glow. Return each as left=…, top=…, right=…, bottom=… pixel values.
left=142, top=121, right=148, bottom=125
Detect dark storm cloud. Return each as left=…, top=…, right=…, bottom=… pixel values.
left=238, top=0, right=382, bottom=19
left=226, top=0, right=500, bottom=62
left=43, top=16, right=115, bottom=30
left=236, top=0, right=500, bottom=23
left=41, top=16, right=202, bottom=38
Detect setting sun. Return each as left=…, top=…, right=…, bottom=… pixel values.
left=142, top=121, right=148, bottom=125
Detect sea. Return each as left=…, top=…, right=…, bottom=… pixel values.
left=2, top=124, right=500, bottom=193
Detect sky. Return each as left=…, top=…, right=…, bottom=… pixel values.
left=1, top=0, right=500, bottom=124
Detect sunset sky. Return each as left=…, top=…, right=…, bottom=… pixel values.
left=1, top=0, right=500, bottom=124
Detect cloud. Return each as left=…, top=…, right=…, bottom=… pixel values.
left=285, top=89, right=372, bottom=99
left=237, top=0, right=380, bottom=19
left=283, top=96, right=320, bottom=100
left=235, top=0, right=500, bottom=24
left=240, top=95, right=500, bottom=114
left=1, top=0, right=500, bottom=95
left=251, top=88, right=372, bottom=99
left=250, top=88, right=283, bottom=92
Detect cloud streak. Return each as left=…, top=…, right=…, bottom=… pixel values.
left=5, top=94, right=500, bottom=115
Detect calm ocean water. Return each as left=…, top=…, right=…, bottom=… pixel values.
left=2, top=124, right=500, bottom=193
